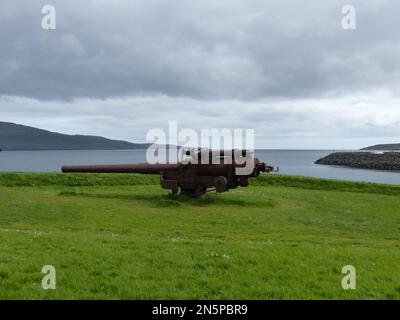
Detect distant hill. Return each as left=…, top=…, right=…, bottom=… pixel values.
left=361, top=143, right=400, bottom=151
left=0, top=122, right=150, bottom=151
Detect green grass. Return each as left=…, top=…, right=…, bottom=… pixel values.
left=0, top=172, right=159, bottom=187
left=0, top=172, right=399, bottom=299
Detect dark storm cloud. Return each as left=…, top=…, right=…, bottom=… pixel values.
left=1, top=0, right=400, bottom=101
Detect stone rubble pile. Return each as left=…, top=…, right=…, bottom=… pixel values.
left=315, top=152, right=400, bottom=170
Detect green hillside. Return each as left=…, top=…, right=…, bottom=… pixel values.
left=361, top=143, right=400, bottom=151
left=0, top=173, right=399, bottom=299
left=0, top=122, right=149, bottom=150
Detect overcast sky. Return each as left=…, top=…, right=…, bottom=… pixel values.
left=1, top=0, right=400, bottom=149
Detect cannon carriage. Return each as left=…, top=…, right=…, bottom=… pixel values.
left=62, top=148, right=274, bottom=196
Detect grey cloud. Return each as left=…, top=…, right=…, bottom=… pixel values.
left=2, top=95, right=400, bottom=149
left=1, top=0, right=400, bottom=150
left=1, top=0, right=400, bottom=101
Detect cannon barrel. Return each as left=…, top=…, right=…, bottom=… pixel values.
left=61, top=163, right=180, bottom=174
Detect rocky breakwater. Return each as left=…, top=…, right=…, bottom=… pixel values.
left=315, top=152, right=400, bottom=170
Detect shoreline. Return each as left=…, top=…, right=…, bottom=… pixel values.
left=315, top=152, right=400, bottom=171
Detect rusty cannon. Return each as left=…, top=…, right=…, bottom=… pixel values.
left=61, top=149, right=275, bottom=196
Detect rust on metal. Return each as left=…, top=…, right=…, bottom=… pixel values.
left=62, top=149, right=274, bottom=197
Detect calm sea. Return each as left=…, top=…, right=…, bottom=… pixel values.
left=0, top=149, right=400, bottom=185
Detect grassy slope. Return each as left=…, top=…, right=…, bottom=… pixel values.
left=0, top=121, right=149, bottom=150
left=0, top=173, right=399, bottom=299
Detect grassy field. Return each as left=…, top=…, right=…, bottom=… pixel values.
left=0, top=172, right=399, bottom=299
